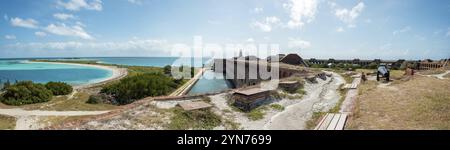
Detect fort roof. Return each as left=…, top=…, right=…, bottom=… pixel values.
left=279, top=80, right=299, bottom=84
left=178, top=101, right=213, bottom=111
left=234, top=88, right=271, bottom=96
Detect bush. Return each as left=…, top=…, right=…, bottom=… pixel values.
left=367, top=62, right=378, bottom=69
left=270, top=104, right=285, bottom=111
left=87, top=95, right=101, bottom=104
left=168, top=108, right=222, bottom=130
left=86, top=93, right=116, bottom=105
left=100, top=73, right=179, bottom=105
left=0, top=81, right=53, bottom=105
left=45, top=82, right=73, bottom=96
left=163, top=65, right=172, bottom=75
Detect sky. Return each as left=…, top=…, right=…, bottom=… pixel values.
left=0, top=0, right=449, bottom=60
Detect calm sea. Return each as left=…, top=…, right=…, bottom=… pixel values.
left=0, top=57, right=231, bottom=94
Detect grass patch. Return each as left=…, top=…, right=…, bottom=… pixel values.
left=223, top=119, right=241, bottom=130
left=305, top=112, right=327, bottom=129
left=270, top=104, right=285, bottom=111
left=390, top=70, right=405, bottom=79
left=22, top=92, right=118, bottom=111
left=444, top=73, right=450, bottom=79
left=347, top=76, right=450, bottom=129
left=357, top=81, right=378, bottom=95
left=0, top=115, right=16, bottom=130
left=167, top=107, right=222, bottom=130
left=329, top=84, right=347, bottom=113
left=246, top=106, right=268, bottom=121
left=419, top=69, right=446, bottom=75
left=126, top=66, right=163, bottom=76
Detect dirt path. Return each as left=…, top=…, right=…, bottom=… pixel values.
left=263, top=72, right=345, bottom=130
left=339, top=76, right=361, bottom=113
left=420, top=70, right=450, bottom=79
left=0, top=108, right=109, bottom=130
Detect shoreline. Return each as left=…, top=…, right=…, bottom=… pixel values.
left=30, top=61, right=128, bottom=89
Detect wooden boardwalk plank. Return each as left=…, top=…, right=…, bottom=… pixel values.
left=314, top=113, right=329, bottom=130
left=326, top=114, right=341, bottom=130
left=335, top=114, right=348, bottom=130
left=317, top=114, right=335, bottom=130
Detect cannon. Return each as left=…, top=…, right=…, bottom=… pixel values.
left=376, top=64, right=390, bottom=81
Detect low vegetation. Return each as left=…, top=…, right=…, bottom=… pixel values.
left=45, top=82, right=73, bottom=96
left=100, top=73, right=180, bottom=105
left=22, top=92, right=117, bottom=111
left=167, top=108, right=222, bottom=130
left=0, top=115, right=16, bottom=130
left=246, top=106, right=268, bottom=121
left=329, top=84, right=348, bottom=113
left=0, top=81, right=53, bottom=106
left=346, top=76, right=450, bottom=129
left=270, top=104, right=285, bottom=111
left=305, top=112, right=327, bottom=129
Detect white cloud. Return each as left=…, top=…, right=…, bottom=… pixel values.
left=283, top=0, right=319, bottom=29
left=57, top=0, right=103, bottom=11
left=288, top=38, right=311, bottom=49
left=246, top=38, right=255, bottom=43
left=393, top=26, right=412, bottom=35
left=5, top=35, right=16, bottom=40
left=251, top=7, right=263, bottom=14
left=335, top=2, right=365, bottom=27
left=35, top=32, right=47, bottom=37
left=10, top=17, right=39, bottom=29
left=76, top=22, right=86, bottom=28
left=4, top=39, right=171, bottom=57
left=328, top=1, right=337, bottom=8
left=53, top=13, right=76, bottom=20
left=336, top=27, right=344, bottom=32
left=44, top=23, right=93, bottom=40
left=251, top=16, right=280, bottom=32
left=127, top=0, right=143, bottom=5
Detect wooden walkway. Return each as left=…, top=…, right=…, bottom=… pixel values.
left=314, top=113, right=348, bottom=130
left=342, top=83, right=358, bottom=89
left=169, top=68, right=205, bottom=96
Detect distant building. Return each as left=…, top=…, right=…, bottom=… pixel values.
left=232, top=88, right=272, bottom=111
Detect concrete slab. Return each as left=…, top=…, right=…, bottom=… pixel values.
left=178, top=101, right=213, bottom=111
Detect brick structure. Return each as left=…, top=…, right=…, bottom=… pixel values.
left=278, top=81, right=302, bottom=93
left=232, top=88, right=272, bottom=111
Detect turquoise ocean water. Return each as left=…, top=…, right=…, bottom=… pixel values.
left=0, top=57, right=231, bottom=94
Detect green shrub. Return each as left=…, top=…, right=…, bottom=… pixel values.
left=0, top=81, right=53, bottom=105
left=87, top=95, right=101, bottom=104
left=100, top=73, right=178, bottom=105
left=270, top=104, right=285, bottom=111
left=45, top=82, right=73, bottom=96
left=247, top=107, right=267, bottom=121
left=163, top=65, right=172, bottom=75
left=168, top=108, right=222, bottom=130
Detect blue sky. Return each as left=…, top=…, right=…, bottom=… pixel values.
left=0, top=0, right=449, bottom=60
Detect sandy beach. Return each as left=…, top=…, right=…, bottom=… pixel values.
left=31, top=61, right=128, bottom=89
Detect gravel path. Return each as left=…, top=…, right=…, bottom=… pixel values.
left=264, top=71, right=345, bottom=130
left=339, top=76, right=361, bottom=113
left=420, top=70, right=450, bottom=79
left=0, top=108, right=109, bottom=130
